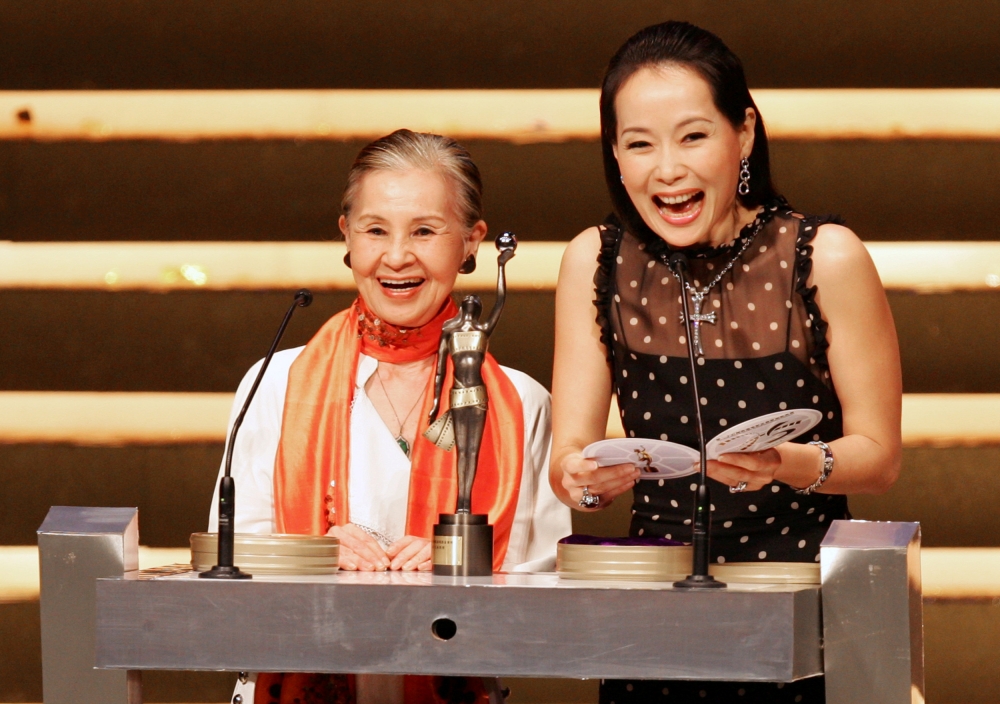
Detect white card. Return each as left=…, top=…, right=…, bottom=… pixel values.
left=706, top=409, right=822, bottom=460
left=583, top=409, right=822, bottom=479
left=582, top=438, right=700, bottom=480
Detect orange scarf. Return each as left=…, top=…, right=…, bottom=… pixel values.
left=273, top=297, right=524, bottom=571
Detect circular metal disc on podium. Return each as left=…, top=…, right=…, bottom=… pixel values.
left=190, top=533, right=339, bottom=575
left=191, top=552, right=340, bottom=571
left=556, top=543, right=693, bottom=582
left=191, top=532, right=339, bottom=557
left=709, top=562, right=820, bottom=584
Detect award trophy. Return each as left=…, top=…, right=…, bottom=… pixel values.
left=424, top=233, right=517, bottom=576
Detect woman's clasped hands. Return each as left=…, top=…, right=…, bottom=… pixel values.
left=326, top=524, right=432, bottom=571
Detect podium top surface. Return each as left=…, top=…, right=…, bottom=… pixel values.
left=821, top=520, right=920, bottom=549
left=120, top=567, right=819, bottom=593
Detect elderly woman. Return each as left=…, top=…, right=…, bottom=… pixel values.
left=550, top=22, right=901, bottom=703
left=210, top=129, right=570, bottom=704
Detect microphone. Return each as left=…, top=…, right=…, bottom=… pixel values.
left=200, top=289, right=313, bottom=580
left=668, top=253, right=725, bottom=590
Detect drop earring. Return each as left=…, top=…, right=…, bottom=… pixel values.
left=459, top=255, right=477, bottom=274
left=738, top=157, right=751, bottom=196
left=343, top=252, right=352, bottom=268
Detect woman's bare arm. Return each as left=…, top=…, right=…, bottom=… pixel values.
left=709, top=224, right=903, bottom=495
left=802, top=223, right=902, bottom=493
left=550, top=227, right=640, bottom=509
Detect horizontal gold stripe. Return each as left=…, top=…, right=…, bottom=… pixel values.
left=0, top=391, right=233, bottom=445
left=1, top=89, right=998, bottom=142
left=0, top=546, right=190, bottom=604
left=0, top=545, right=990, bottom=602
left=0, top=241, right=563, bottom=292
left=606, top=394, right=1000, bottom=447
left=920, top=548, right=1000, bottom=600
left=0, top=391, right=996, bottom=447
left=3, top=241, right=1000, bottom=293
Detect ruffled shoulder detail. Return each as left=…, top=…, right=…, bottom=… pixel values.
left=593, top=213, right=623, bottom=363
left=793, top=213, right=846, bottom=371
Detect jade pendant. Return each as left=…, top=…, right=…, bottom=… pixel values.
left=396, top=435, right=411, bottom=458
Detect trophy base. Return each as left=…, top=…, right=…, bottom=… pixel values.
left=433, top=513, right=493, bottom=576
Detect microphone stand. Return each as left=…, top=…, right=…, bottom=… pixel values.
left=200, top=288, right=313, bottom=580
left=668, top=253, right=725, bottom=590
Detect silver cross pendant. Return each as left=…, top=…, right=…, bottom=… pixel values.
left=679, top=290, right=717, bottom=356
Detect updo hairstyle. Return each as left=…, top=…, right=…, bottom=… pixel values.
left=600, top=21, right=780, bottom=236
left=341, top=129, right=484, bottom=232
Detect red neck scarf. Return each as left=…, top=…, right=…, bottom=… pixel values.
left=273, top=297, right=524, bottom=571
left=355, top=298, right=447, bottom=362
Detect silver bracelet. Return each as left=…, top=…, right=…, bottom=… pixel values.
left=354, top=523, right=394, bottom=549
left=795, top=441, right=834, bottom=495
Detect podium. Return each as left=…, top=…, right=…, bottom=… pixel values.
left=38, top=506, right=924, bottom=704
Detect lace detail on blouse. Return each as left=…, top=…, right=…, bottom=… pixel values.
left=593, top=214, right=622, bottom=363
left=793, top=213, right=846, bottom=374
left=593, top=202, right=836, bottom=385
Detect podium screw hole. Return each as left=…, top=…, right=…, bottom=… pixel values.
left=432, top=617, right=457, bottom=640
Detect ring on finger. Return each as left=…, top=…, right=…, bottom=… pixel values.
left=578, top=485, right=601, bottom=509
left=729, top=481, right=748, bottom=494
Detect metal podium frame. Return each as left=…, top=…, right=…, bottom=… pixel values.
left=38, top=507, right=924, bottom=704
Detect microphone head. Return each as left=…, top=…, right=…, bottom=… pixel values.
left=496, top=231, right=517, bottom=252
left=295, top=288, right=314, bottom=307
left=668, top=251, right=689, bottom=274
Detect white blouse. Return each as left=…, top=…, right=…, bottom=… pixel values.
left=209, top=347, right=571, bottom=570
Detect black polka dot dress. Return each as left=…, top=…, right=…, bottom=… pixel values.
left=593, top=202, right=847, bottom=703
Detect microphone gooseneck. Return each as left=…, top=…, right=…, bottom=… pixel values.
left=669, top=253, right=725, bottom=590
left=200, top=288, right=313, bottom=580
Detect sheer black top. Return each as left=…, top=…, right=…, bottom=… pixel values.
left=594, top=201, right=849, bottom=563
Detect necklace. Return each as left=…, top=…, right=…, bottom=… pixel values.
left=374, top=364, right=426, bottom=458
left=659, top=213, right=766, bottom=357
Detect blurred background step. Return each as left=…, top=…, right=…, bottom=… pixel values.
left=3, top=89, right=997, bottom=141
left=0, top=241, right=563, bottom=292
left=1, top=1, right=999, bottom=90
left=0, top=290, right=995, bottom=393
left=2, top=444, right=999, bottom=549
left=0, top=546, right=190, bottom=603
left=2, top=140, right=999, bottom=242
left=6, top=241, right=1000, bottom=292
left=2, top=391, right=996, bottom=447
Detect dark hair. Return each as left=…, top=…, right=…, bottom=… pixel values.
left=600, top=21, right=779, bottom=236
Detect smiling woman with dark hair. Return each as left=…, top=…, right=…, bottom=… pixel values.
left=550, top=22, right=901, bottom=703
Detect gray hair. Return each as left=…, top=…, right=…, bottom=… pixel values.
left=341, top=129, right=484, bottom=230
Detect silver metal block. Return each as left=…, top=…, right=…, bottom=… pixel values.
left=38, top=506, right=143, bottom=704
left=821, top=520, right=924, bottom=704
left=96, top=570, right=822, bottom=682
